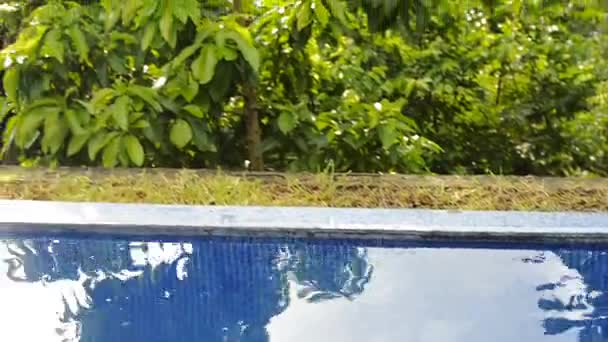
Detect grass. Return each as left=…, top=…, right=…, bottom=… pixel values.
left=1, top=166, right=607, bottom=211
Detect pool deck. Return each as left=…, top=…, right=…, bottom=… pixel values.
left=1, top=199, right=608, bottom=244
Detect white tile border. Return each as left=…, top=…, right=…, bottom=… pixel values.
left=1, top=200, right=608, bottom=243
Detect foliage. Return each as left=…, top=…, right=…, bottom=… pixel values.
left=0, top=0, right=607, bottom=175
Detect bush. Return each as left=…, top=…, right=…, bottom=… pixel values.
left=1, top=1, right=607, bottom=175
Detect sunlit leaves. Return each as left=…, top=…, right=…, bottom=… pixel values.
left=122, top=0, right=143, bottom=26
left=3, top=68, right=19, bottom=102
left=125, top=134, right=145, bottom=166
left=377, top=124, right=398, bottom=150
left=1, top=0, right=606, bottom=175
left=278, top=111, right=297, bottom=134
left=141, top=22, right=157, bottom=51
left=88, top=131, right=119, bottom=161
left=192, top=44, right=218, bottom=84
left=220, top=29, right=260, bottom=71
left=326, top=0, right=348, bottom=24
left=127, top=86, right=162, bottom=112
left=182, top=104, right=204, bottom=118
left=67, top=26, right=89, bottom=64
left=170, top=119, right=192, bottom=148
left=2, top=25, right=48, bottom=59
left=41, top=112, right=69, bottom=154
left=67, top=132, right=90, bottom=156
left=313, top=0, right=330, bottom=27
left=102, top=135, right=121, bottom=167
left=41, top=29, right=64, bottom=63
left=297, top=1, right=313, bottom=31
left=111, top=96, right=131, bottom=131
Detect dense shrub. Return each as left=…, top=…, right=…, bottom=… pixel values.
left=1, top=0, right=607, bottom=175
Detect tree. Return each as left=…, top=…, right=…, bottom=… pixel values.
left=1, top=0, right=607, bottom=175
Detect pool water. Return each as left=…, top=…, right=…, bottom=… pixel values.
left=1, top=234, right=607, bottom=342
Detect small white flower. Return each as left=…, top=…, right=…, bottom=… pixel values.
left=152, top=76, right=167, bottom=89
left=374, top=102, right=382, bottom=111
left=3, top=56, right=12, bottom=68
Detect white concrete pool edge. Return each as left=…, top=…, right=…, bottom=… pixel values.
left=1, top=199, right=608, bottom=243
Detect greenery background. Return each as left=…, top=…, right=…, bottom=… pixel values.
left=0, top=0, right=606, bottom=176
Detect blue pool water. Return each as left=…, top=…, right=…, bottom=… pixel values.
left=1, top=233, right=608, bottom=342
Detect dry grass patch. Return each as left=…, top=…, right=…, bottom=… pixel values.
left=1, top=167, right=607, bottom=211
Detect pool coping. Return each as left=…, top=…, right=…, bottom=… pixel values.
left=1, top=199, right=608, bottom=244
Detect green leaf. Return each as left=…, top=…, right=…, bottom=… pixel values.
left=3, top=68, right=19, bottom=102
left=118, top=148, right=130, bottom=167
left=88, top=131, right=119, bottom=160
left=68, top=26, right=90, bottom=64
left=297, top=1, right=313, bottom=31
left=172, top=0, right=189, bottom=23
left=65, top=109, right=86, bottom=135
left=313, top=0, right=330, bottom=26
left=42, top=112, right=69, bottom=154
left=223, top=30, right=260, bottom=71
left=187, top=117, right=216, bottom=152
left=220, top=46, right=238, bottom=61
left=103, top=1, right=121, bottom=31
left=110, top=32, right=138, bottom=45
left=170, top=119, right=192, bottom=148
left=127, top=85, right=162, bottom=112
left=125, top=134, right=145, bottom=166
left=41, top=29, right=65, bottom=63
left=378, top=124, right=398, bottom=150
left=102, top=135, right=121, bottom=168
left=208, top=62, right=232, bottom=102
left=184, top=0, right=200, bottom=21
left=192, top=44, right=218, bottom=85
left=182, top=73, right=199, bottom=101
left=111, top=95, right=131, bottom=131
left=129, top=112, right=145, bottom=123
left=278, top=112, right=297, bottom=134
left=132, top=119, right=150, bottom=128
left=16, top=106, right=59, bottom=148
left=67, top=132, right=90, bottom=156
left=89, top=88, right=117, bottom=113
left=326, top=0, right=347, bottom=24
left=194, top=25, right=214, bottom=45
left=171, top=43, right=201, bottom=70
left=108, top=54, right=128, bottom=74
left=160, top=0, right=176, bottom=47
left=183, top=104, right=204, bottom=118
left=24, top=97, right=63, bottom=110
left=141, top=22, right=157, bottom=51
left=143, top=120, right=163, bottom=147
left=0, top=97, right=13, bottom=123
left=1, top=116, right=16, bottom=155
left=122, top=0, right=143, bottom=26
left=4, top=25, right=48, bottom=58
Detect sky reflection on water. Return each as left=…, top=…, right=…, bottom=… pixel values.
left=0, top=235, right=606, bottom=342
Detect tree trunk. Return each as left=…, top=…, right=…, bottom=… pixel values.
left=234, top=0, right=263, bottom=170
left=243, top=84, right=263, bottom=170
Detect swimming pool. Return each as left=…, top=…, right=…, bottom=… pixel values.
left=2, top=200, right=608, bottom=342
